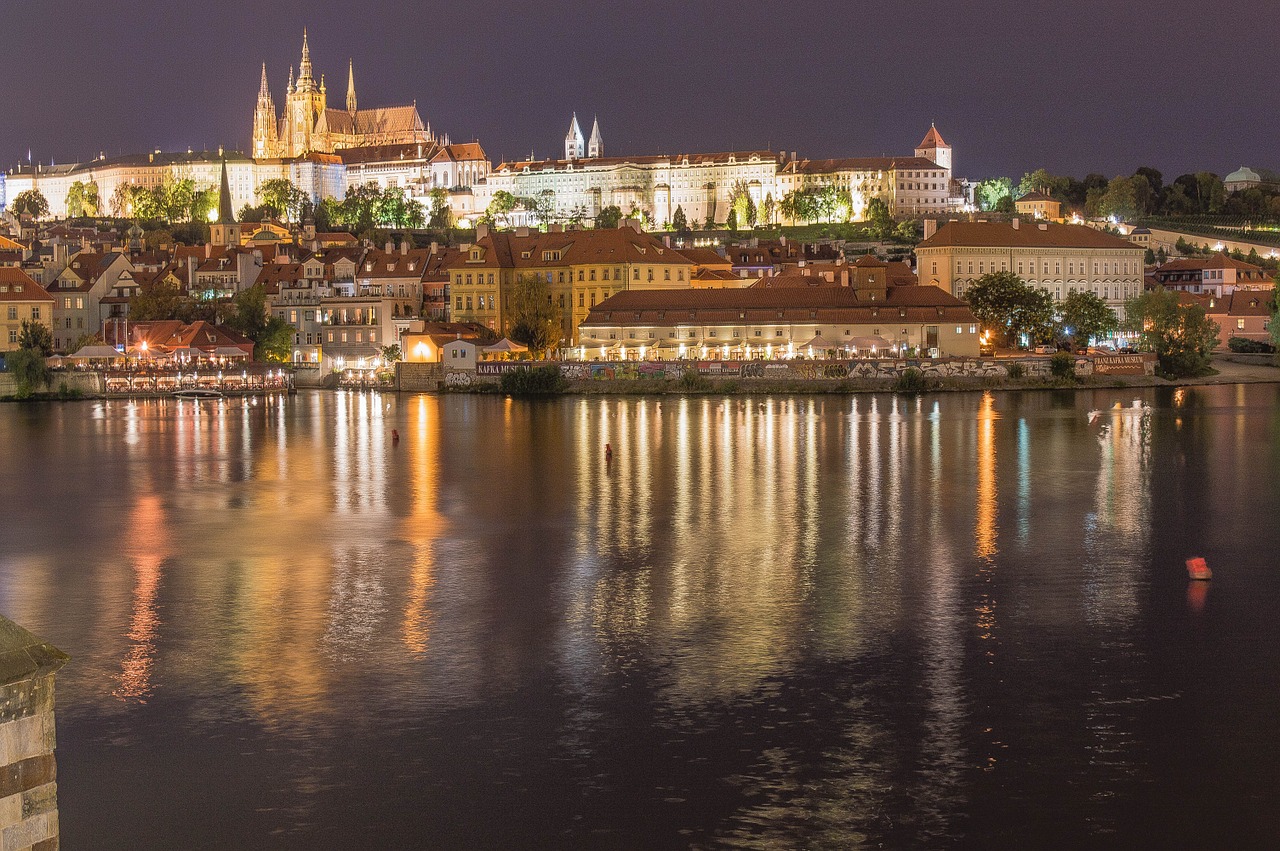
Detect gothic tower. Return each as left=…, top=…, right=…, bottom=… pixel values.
left=286, top=30, right=327, bottom=156
left=565, top=113, right=585, bottom=161
left=252, top=64, right=279, bottom=159
left=588, top=116, right=603, bottom=159
left=346, top=59, right=357, bottom=114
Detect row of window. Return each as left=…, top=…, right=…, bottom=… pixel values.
left=599, top=325, right=980, bottom=340
left=946, top=259, right=1139, bottom=276
left=323, top=330, right=378, bottom=344
left=5, top=307, right=43, bottom=320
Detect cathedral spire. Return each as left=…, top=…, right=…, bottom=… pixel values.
left=299, top=29, right=313, bottom=83
left=346, top=59, right=357, bottom=114
left=287, top=64, right=295, bottom=93
left=588, top=115, right=603, bottom=159
left=258, top=63, right=271, bottom=101
left=217, top=160, right=234, bottom=225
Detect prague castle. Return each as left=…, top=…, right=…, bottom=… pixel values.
left=252, top=31, right=433, bottom=159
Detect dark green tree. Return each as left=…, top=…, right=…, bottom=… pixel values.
left=726, top=208, right=738, bottom=232
left=964, top=271, right=1056, bottom=348
left=1123, top=288, right=1220, bottom=376
left=225, top=284, right=294, bottom=362
left=17, top=320, right=53, bottom=356
left=504, top=273, right=563, bottom=355
left=4, top=349, right=48, bottom=398
left=1059, top=290, right=1118, bottom=349
left=9, top=189, right=49, bottom=219
left=671, top=205, right=689, bottom=234
left=128, top=277, right=185, bottom=321
left=428, top=188, right=452, bottom=230
left=595, top=205, right=622, bottom=230
left=865, top=196, right=894, bottom=239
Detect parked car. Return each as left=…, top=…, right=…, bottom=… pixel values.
left=1033, top=344, right=1055, bottom=354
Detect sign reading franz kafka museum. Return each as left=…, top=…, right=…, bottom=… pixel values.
left=1091, top=354, right=1155, bottom=376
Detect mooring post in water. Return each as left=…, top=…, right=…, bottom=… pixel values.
left=0, top=615, right=69, bottom=850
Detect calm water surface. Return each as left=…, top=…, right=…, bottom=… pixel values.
left=1, top=387, right=1279, bottom=849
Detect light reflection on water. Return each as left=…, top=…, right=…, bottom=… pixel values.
left=1, top=385, right=1279, bottom=848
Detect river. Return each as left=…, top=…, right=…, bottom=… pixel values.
left=0, top=386, right=1278, bottom=849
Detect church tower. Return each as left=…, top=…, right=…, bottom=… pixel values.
left=588, top=116, right=603, bottom=159
left=565, top=113, right=585, bottom=161
left=346, top=60, right=357, bottom=114
left=915, top=123, right=952, bottom=172
left=286, top=30, right=327, bottom=157
left=209, top=161, right=241, bottom=248
left=252, top=64, right=279, bottom=159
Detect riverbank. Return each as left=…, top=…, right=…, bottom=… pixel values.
left=441, top=356, right=1280, bottom=397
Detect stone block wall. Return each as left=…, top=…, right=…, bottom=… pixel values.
left=0, top=617, right=67, bottom=851
left=397, top=362, right=444, bottom=392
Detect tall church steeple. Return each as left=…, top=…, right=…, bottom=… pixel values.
left=298, top=29, right=314, bottom=88
left=253, top=63, right=279, bottom=158
left=588, top=116, right=603, bottom=159
left=346, top=59, right=357, bottom=114
left=565, top=113, right=585, bottom=161
left=209, top=160, right=241, bottom=248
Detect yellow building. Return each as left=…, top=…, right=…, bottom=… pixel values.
left=915, top=220, right=1145, bottom=318
left=447, top=223, right=701, bottom=345
left=1014, top=191, right=1062, bottom=220
left=0, top=268, right=54, bottom=351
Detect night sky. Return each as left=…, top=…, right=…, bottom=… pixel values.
left=3, top=0, right=1274, bottom=180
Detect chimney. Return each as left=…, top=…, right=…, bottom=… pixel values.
left=430, top=241, right=439, bottom=255
left=205, top=242, right=212, bottom=258
left=663, top=234, right=671, bottom=247
left=400, top=239, right=409, bottom=255
left=1012, top=217, right=1020, bottom=230
left=384, top=240, right=393, bottom=254
left=187, top=254, right=196, bottom=286
left=923, top=219, right=937, bottom=240
left=475, top=222, right=489, bottom=240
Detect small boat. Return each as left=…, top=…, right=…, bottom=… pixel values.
left=172, top=388, right=224, bottom=399
left=1186, top=557, right=1212, bottom=581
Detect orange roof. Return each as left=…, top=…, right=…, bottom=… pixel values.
left=918, top=221, right=1139, bottom=250
left=0, top=267, right=52, bottom=301
left=918, top=124, right=947, bottom=149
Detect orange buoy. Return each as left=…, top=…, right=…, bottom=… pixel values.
left=1186, top=557, right=1212, bottom=581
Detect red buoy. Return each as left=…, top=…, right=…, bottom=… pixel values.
left=392, top=429, right=400, bottom=443
left=1186, top=557, right=1212, bottom=581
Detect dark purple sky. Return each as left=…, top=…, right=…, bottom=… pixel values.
left=3, top=0, right=1275, bottom=181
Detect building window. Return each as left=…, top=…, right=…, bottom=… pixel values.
left=456, top=296, right=463, bottom=311
left=579, top=292, right=584, bottom=308
left=5, top=307, right=14, bottom=320
left=1238, top=319, right=1246, bottom=330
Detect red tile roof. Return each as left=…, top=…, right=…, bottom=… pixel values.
left=917, top=221, right=1138, bottom=250
left=0, top=267, right=52, bottom=301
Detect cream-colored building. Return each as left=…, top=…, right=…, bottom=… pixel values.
left=915, top=220, right=1145, bottom=318
left=0, top=268, right=54, bottom=351
left=1014, top=191, right=1062, bottom=220
left=477, top=120, right=965, bottom=227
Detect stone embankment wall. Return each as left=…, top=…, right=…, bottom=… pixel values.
left=0, top=616, right=67, bottom=851
left=435, top=355, right=1155, bottom=390
left=0, top=373, right=101, bottom=398
left=396, top=362, right=444, bottom=392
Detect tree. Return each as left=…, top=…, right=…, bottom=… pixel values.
left=1271, top=287, right=1280, bottom=357
left=1098, top=176, right=1139, bottom=221
left=380, top=343, right=402, bottom=363
left=759, top=193, right=776, bottom=228
left=65, top=181, right=100, bottom=218
left=128, top=277, right=185, bottom=321
left=483, top=190, right=519, bottom=228
left=595, top=205, right=622, bottom=230
left=225, top=284, right=293, bottom=362
left=1018, top=169, right=1070, bottom=199
left=976, top=177, right=1012, bottom=212
left=671, top=205, right=690, bottom=234
left=964, top=271, right=1056, bottom=348
left=17, top=320, right=53, bottom=356
left=505, top=273, right=562, bottom=355
left=1124, top=288, right=1220, bottom=377
left=865, top=196, right=894, bottom=240
left=427, top=187, right=452, bottom=230
left=894, top=220, right=918, bottom=242
left=257, top=179, right=308, bottom=223
left=1059, top=290, right=1118, bottom=349
left=9, top=190, right=49, bottom=219
left=726, top=208, right=738, bottom=232
left=4, top=349, right=48, bottom=399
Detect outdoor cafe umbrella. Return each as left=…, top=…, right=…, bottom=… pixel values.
left=483, top=338, right=529, bottom=354
left=797, top=334, right=840, bottom=351
left=69, top=344, right=126, bottom=361
left=213, top=346, right=249, bottom=359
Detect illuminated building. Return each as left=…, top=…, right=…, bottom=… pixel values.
left=251, top=32, right=432, bottom=159
left=915, top=219, right=1145, bottom=317
left=576, top=275, right=981, bottom=359
left=0, top=267, right=53, bottom=351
